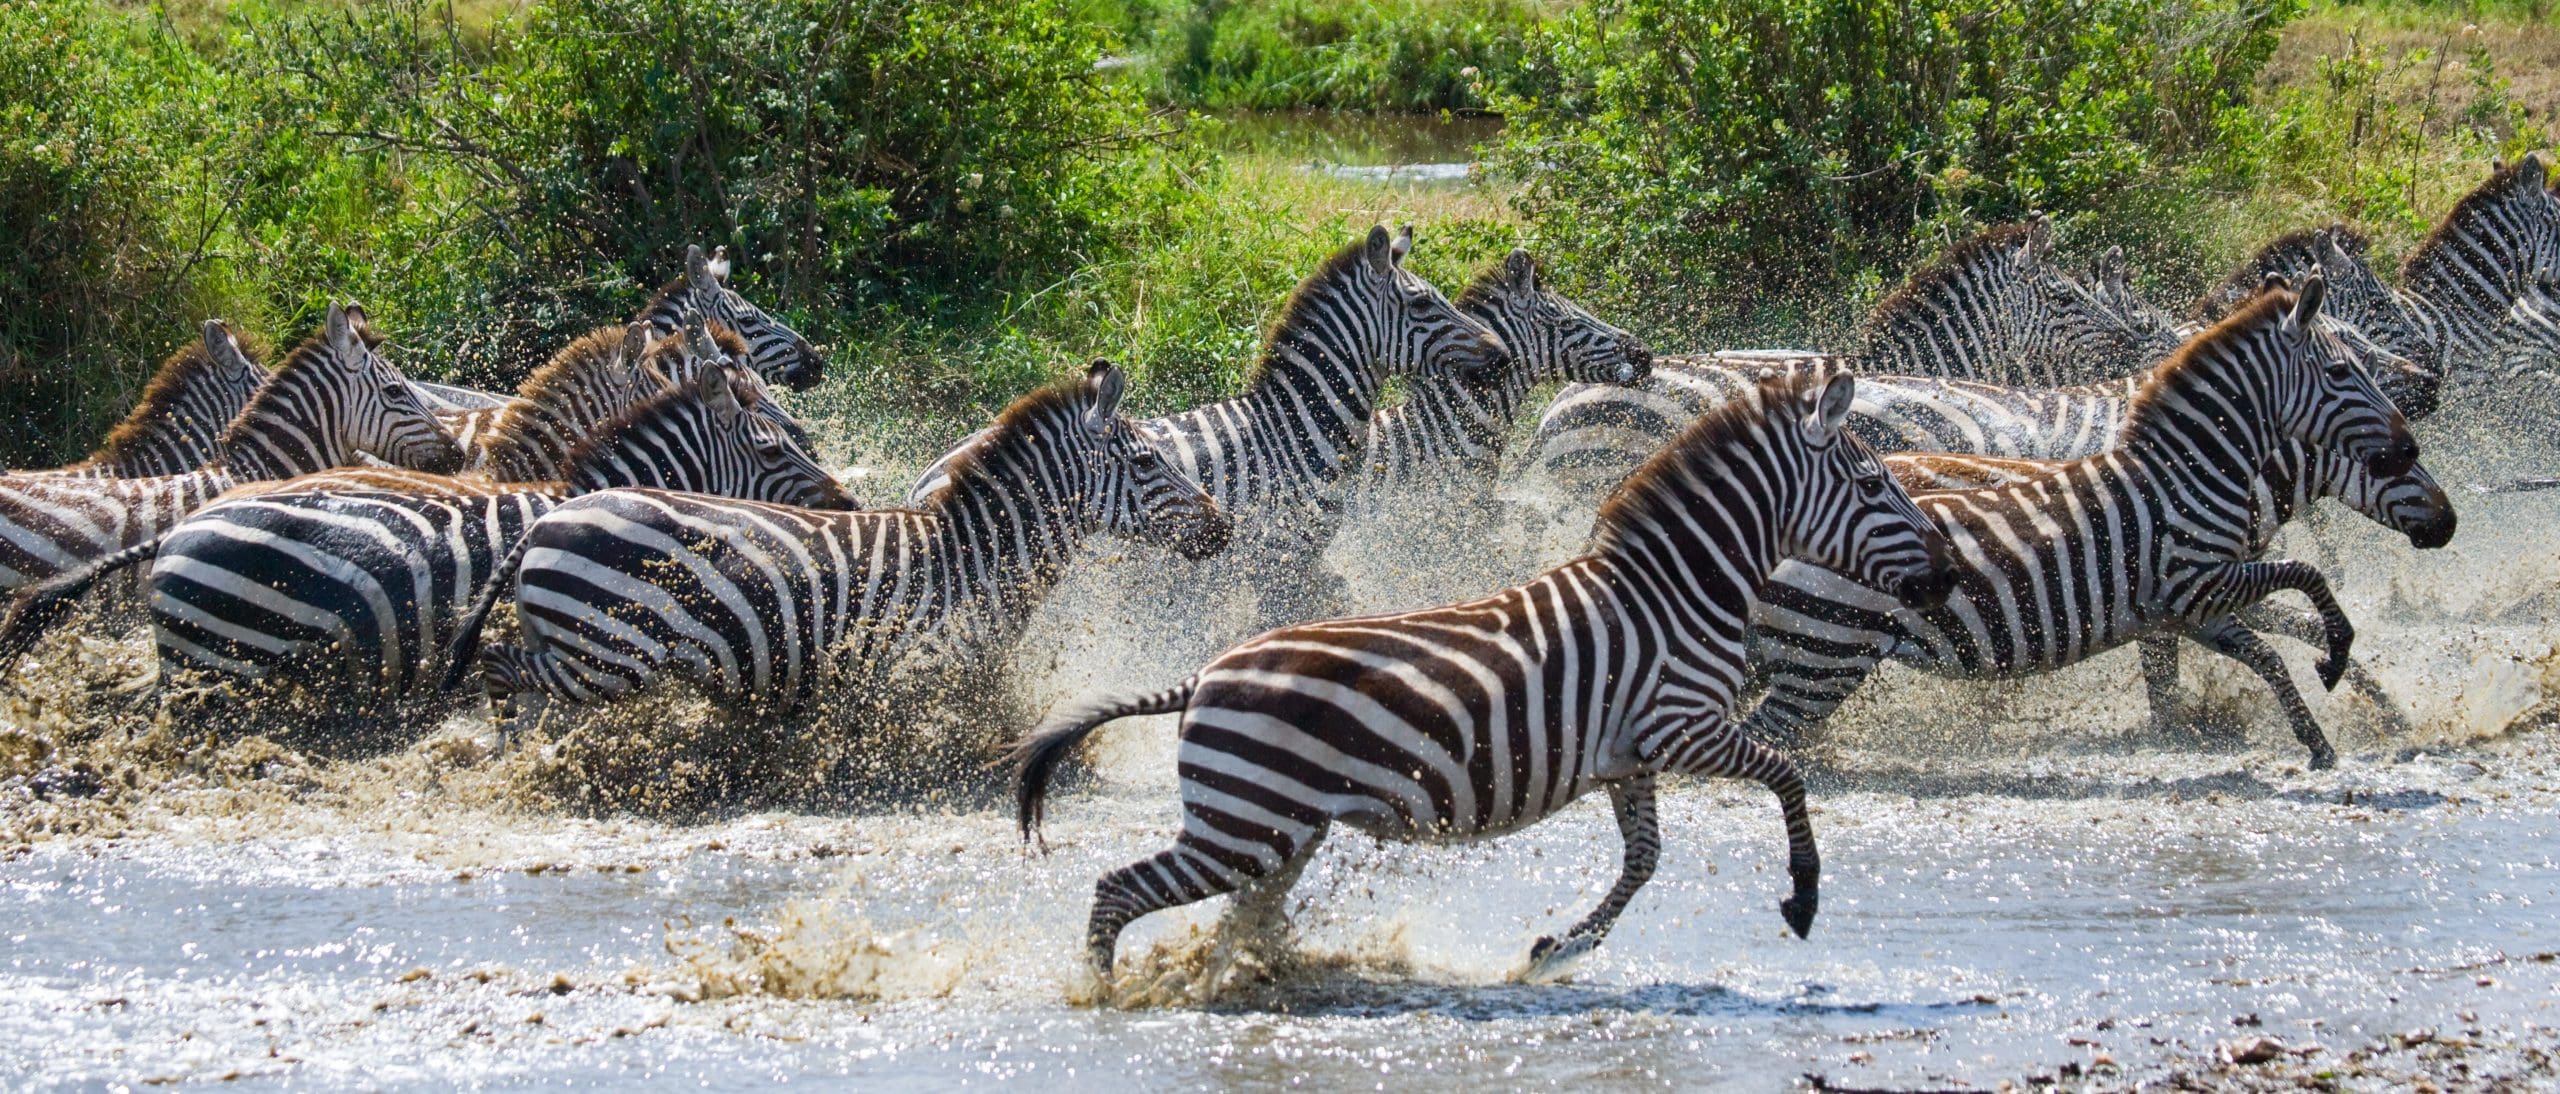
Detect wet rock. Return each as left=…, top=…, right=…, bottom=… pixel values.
left=2220, top=1035, right=2287, bottom=1064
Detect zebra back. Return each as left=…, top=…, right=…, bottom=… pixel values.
left=2398, top=154, right=2560, bottom=371
left=44, top=322, right=271, bottom=479
left=1358, top=249, right=1651, bottom=490
left=216, top=303, right=467, bottom=482
left=1859, top=218, right=2180, bottom=386
left=635, top=244, right=826, bottom=392
left=471, top=323, right=661, bottom=481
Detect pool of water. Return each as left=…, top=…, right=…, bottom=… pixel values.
left=1209, top=110, right=1504, bottom=184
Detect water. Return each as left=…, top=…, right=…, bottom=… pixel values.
left=7, top=430, right=2560, bottom=1088
left=1208, top=110, right=1503, bottom=185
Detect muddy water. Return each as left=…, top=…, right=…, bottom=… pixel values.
left=7, top=430, right=2560, bottom=1089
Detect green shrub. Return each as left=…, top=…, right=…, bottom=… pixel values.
left=1491, top=0, right=2298, bottom=334
left=1140, top=0, right=1559, bottom=111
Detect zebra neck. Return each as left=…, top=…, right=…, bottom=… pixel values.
left=923, top=474, right=1083, bottom=645
left=2392, top=287, right=2486, bottom=368
left=1396, top=367, right=1532, bottom=459
left=217, top=419, right=338, bottom=482
left=2113, top=353, right=2281, bottom=508
left=1230, top=311, right=1391, bottom=467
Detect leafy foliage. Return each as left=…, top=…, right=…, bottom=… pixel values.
left=1490, top=0, right=2298, bottom=330
left=1138, top=0, right=1558, bottom=111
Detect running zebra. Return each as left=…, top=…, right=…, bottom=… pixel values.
left=1007, top=369, right=1956, bottom=986
left=0, top=304, right=465, bottom=596
left=1350, top=249, right=1650, bottom=496
left=1855, top=217, right=2184, bottom=386
left=432, top=243, right=828, bottom=443
left=9, top=323, right=271, bottom=479
left=1741, top=278, right=2421, bottom=770
left=2393, top=154, right=2560, bottom=382
left=1879, top=441, right=2454, bottom=749
left=906, top=226, right=1506, bottom=621
left=73, top=361, right=854, bottom=727
left=453, top=362, right=1227, bottom=719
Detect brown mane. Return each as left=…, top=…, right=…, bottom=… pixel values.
left=1588, top=369, right=1826, bottom=557
left=82, top=331, right=271, bottom=468
left=2401, top=155, right=2551, bottom=283
left=917, top=371, right=1097, bottom=512
left=558, top=359, right=762, bottom=476
left=2125, top=287, right=2294, bottom=429
left=1452, top=256, right=1516, bottom=315
left=1864, top=221, right=2045, bottom=334
left=1241, top=233, right=1380, bottom=387
left=473, top=326, right=634, bottom=474
left=214, top=316, right=382, bottom=456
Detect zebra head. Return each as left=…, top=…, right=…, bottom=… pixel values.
left=1076, top=362, right=1230, bottom=560
left=2312, top=447, right=2457, bottom=550
left=1459, top=250, right=1651, bottom=386
left=1784, top=372, right=1957, bottom=609
left=646, top=317, right=821, bottom=452
left=2044, top=245, right=2187, bottom=371
left=2403, top=155, right=2560, bottom=334
left=2269, top=275, right=2421, bottom=479
left=645, top=244, right=826, bottom=392
left=1352, top=225, right=1510, bottom=379
left=567, top=365, right=858, bottom=510
left=222, top=304, right=465, bottom=479
left=2313, top=227, right=2443, bottom=387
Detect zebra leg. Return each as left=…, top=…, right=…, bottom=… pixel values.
left=2174, top=560, right=2352, bottom=690
left=1643, top=716, right=1820, bottom=939
left=1087, top=824, right=1325, bottom=986
left=2190, top=616, right=2338, bottom=770
left=1520, top=774, right=1659, bottom=983
left=2139, top=632, right=2184, bottom=738
left=1203, top=824, right=1327, bottom=986
left=2234, top=602, right=2414, bottom=736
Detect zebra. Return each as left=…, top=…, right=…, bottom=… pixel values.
left=0, top=304, right=465, bottom=597
left=430, top=243, right=829, bottom=440
left=2394, top=154, right=2560, bottom=386
left=1878, top=439, right=2454, bottom=750
left=1350, top=248, right=1651, bottom=495
left=450, top=361, right=1228, bottom=720
left=1006, top=368, right=1956, bottom=987
left=33, top=362, right=855, bottom=728
left=1739, top=277, right=2421, bottom=771
left=904, top=226, right=1507, bottom=622
left=434, top=319, right=811, bottom=479
left=1855, top=217, right=2185, bottom=387
left=2193, top=226, right=2444, bottom=394
left=8, top=323, right=271, bottom=479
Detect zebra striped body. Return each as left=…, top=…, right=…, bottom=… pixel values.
left=905, top=227, right=1506, bottom=622
left=12, top=324, right=271, bottom=479
left=0, top=305, right=465, bottom=595
left=1856, top=218, right=2184, bottom=386
left=1351, top=249, right=1649, bottom=496
left=1742, top=280, right=2419, bottom=769
left=1008, top=369, right=1954, bottom=983
left=465, top=363, right=1226, bottom=717
left=2395, top=155, right=2560, bottom=383
left=135, top=362, right=852, bottom=717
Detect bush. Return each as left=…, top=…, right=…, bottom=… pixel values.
left=0, top=0, right=251, bottom=468
left=1139, top=0, right=1559, bottom=111
left=1490, top=0, right=2298, bottom=333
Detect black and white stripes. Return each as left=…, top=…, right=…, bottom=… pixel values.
left=1008, top=368, right=1955, bottom=983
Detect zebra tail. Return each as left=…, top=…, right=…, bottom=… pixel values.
left=441, top=530, right=539, bottom=692
left=0, top=539, right=162, bottom=670
left=1003, top=679, right=1197, bottom=845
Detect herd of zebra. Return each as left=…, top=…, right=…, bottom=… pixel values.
left=5, top=153, right=2560, bottom=986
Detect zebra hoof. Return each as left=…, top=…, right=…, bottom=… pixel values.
left=1514, top=934, right=1597, bottom=984
left=2308, top=746, right=2338, bottom=771
left=1779, top=893, right=1818, bottom=939
left=2316, top=656, right=2345, bottom=692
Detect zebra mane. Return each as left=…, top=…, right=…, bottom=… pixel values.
left=83, top=331, right=270, bottom=468
left=1239, top=233, right=1378, bottom=387
left=1451, top=257, right=1520, bottom=315
left=642, top=322, right=748, bottom=375
left=1587, top=370, right=1814, bottom=558
left=558, top=363, right=767, bottom=476
left=212, top=316, right=386, bottom=458
left=2402, top=156, right=2551, bottom=283
left=1864, top=221, right=2044, bottom=332
left=916, top=373, right=1093, bottom=513
left=474, top=325, right=641, bottom=475
left=2194, top=227, right=2334, bottom=322
left=2124, top=287, right=2294, bottom=431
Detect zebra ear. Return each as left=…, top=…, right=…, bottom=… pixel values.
left=1083, top=359, right=1125, bottom=430
left=2287, top=271, right=2328, bottom=334
left=1391, top=225, right=1414, bottom=266
left=1365, top=225, right=1396, bottom=275
left=1504, top=249, right=1537, bottom=292
left=326, top=304, right=363, bottom=362
left=684, top=317, right=720, bottom=363
left=1806, top=373, right=1855, bottom=446
left=696, top=365, right=741, bottom=421
left=686, top=245, right=718, bottom=294
left=201, top=319, right=234, bottom=360
left=2520, top=152, right=2549, bottom=190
